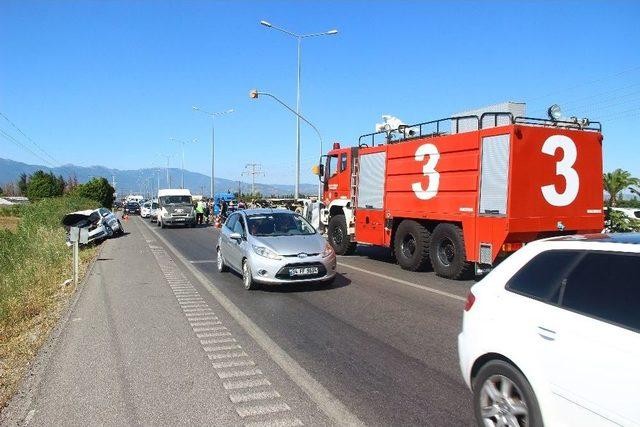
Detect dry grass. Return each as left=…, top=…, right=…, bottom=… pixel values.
left=0, top=196, right=98, bottom=409
left=0, top=218, right=19, bottom=232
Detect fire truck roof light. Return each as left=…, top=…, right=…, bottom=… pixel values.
left=333, top=142, right=341, bottom=149
left=548, top=104, right=562, bottom=121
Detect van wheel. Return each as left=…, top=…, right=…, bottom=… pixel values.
left=328, top=214, right=356, bottom=255
left=473, top=360, right=542, bottom=427
left=394, top=220, right=431, bottom=271
left=429, top=223, right=473, bottom=279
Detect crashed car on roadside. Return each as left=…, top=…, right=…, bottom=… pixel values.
left=62, top=208, right=124, bottom=245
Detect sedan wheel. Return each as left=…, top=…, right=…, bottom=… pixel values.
left=242, top=260, right=257, bottom=290
left=217, top=248, right=228, bottom=273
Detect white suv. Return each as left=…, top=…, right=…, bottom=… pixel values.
left=458, top=233, right=640, bottom=427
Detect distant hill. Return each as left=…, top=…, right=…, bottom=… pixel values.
left=0, top=158, right=318, bottom=197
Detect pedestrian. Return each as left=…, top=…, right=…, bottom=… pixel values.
left=204, top=199, right=210, bottom=225
left=221, top=200, right=228, bottom=221
left=195, top=199, right=205, bottom=225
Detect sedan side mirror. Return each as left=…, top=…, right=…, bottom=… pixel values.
left=229, top=232, right=242, bottom=241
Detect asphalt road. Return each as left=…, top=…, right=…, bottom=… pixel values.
left=144, top=218, right=476, bottom=426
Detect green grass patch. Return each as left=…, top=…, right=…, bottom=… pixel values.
left=0, top=195, right=99, bottom=408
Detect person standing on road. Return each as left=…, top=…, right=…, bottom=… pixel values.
left=195, top=199, right=205, bottom=225
left=220, top=200, right=228, bottom=221
left=203, top=198, right=210, bottom=225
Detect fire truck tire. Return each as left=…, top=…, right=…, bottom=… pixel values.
left=393, top=220, right=431, bottom=271
left=328, top=214, right=356, bottom=255
left=430, top=223, right=473, bottom=280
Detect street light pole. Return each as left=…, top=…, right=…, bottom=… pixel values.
left=260, top=20, right=337, bottom=199
left=193, top=106, right=234, bottom=199
left=250, top=89, right=324, bottom=225
left=170, top=138, right=197, bottom=189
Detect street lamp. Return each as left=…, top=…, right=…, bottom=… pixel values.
left=250, top=89, right=324, bottom=224
left=259, top=20, right=337, bottom=199
left=157, top=153, right=173, bottom=187
left=192, top=106, right=234, bottom=199
left=169, top=137, right=197, bottom=189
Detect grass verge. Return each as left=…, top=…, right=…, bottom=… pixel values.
left=0, top=196, right=99, bottom=409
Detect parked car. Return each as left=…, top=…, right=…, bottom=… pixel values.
left=458, top=233, right=640, bottom=427
left=63, top=208, right=124, bottom=244
left=216, top=209, right=336, bottom=290
left=140, top=201, right=151, bottom=218
left=123, top=201, right=140, bottom=215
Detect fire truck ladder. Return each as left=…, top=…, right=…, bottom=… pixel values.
left=350, top=156, right=359, bottom=208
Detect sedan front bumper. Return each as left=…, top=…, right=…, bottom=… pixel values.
left=248, top=253, right=337, bottom=284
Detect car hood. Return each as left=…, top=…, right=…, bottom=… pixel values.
left=252, top=234, right=325, bottom=256
left=62, top=210, right=100, bottom=227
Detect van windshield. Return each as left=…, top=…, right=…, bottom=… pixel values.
left=160, top=196, right=191, bottom=205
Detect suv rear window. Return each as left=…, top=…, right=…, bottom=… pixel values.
left=562, top=252, right=639, bottom=332
left=506, top=251, right=581, bottom=303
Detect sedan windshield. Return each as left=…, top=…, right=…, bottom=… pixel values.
left=247, top=213, right=315, bottom=237
left=160, top=196, right=192, bottom=205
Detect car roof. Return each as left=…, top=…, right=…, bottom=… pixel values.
left=543, top=233, right=640, bottom=245
left=240, top=208, right=295, bottom=216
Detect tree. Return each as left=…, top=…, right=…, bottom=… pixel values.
left=2, top=182, right=18, bottom=196
left=603, top=169, right=640, bottom=207
left=73, top=177, right=115, bottom=208
left=65, top=173, right=79, bottom=193
left=26, top=170, right=64, bottom=199
left=18, top=173, right=28, bottom=196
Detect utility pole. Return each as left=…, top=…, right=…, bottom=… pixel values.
left=241, top=163, right=264, bottom=197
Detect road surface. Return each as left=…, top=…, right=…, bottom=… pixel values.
left=3, top=216, right=475, bottom=426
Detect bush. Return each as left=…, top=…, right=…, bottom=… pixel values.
left=26, top=170, right=64, bottom=199
left=73, top=177, right=115, bottom=208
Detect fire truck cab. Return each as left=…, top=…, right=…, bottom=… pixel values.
left=318, top=106, right=604, bottom=280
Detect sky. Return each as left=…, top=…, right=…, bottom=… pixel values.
left=1, top=0, right=639, bottom=186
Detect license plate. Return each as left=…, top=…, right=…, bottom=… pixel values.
left=175, top=218, right=185, bottom=222
left=289, top=267, right=319, bottom=277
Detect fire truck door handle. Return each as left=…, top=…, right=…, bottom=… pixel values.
left=365, top=216, right=370, bottom=224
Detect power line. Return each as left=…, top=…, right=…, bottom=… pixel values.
left=0, top=128, right=57, bottom=167
left=0, top=112, right=60, bottom=165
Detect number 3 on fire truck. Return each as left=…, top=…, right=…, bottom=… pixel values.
left=541, top=135, right=579, bottom=207
left=412, top=143, right=440, bottom=200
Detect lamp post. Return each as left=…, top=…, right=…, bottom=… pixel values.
left=250, top=89, right=324, bottom=226
left=192, top=106, right=234, bottom=199
left=259, top=20, right=337, bottom=199
left=157, top=153, right=173, bottom=187
left=169, top=138, right=197, bottom=189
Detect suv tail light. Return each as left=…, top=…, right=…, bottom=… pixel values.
left=464, top=291, right=476, bottom=311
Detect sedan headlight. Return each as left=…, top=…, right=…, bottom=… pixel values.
left=252, top=245, right=282, bottom=260
left=321, top=242, right=335, bottom=258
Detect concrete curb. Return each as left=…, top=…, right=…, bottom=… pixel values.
left=0, top=240, right=107, bottom=426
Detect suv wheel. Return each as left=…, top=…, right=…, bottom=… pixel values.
left=473, top=360, right=542, bottom=427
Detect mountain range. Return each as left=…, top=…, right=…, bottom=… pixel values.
left=0, top=158, right=318, bottom=197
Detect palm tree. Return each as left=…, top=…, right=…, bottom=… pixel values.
left=603, top=169, right=640, bottom=207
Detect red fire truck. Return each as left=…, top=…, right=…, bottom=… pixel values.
left=316, top=108, right=604, bottom=279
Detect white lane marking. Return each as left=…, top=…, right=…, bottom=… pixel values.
left=229, top=390, right=280, bottom=403
left=337, top=261, right=466, bottom=302
left=190, top=260, right=217, bottom=264
left=142, top=218, right=360, bottom=425
left=224, top=378, right=271, bottom=390
left=186, top=312, right=218, bottom=318
left=204, top=344, right=243, bottom=352
left=245, top=418, right=304, bottom=427
left=201, top=337, right=237, bottom=345
left=189, top=318, right=220, bottom=324
left=236, top=403, right=290, bottom=418
left=197, top=331, right=232, bottom=338
left=191, top=321, right=222, bottom=328
left=194, top=326, right=227, bottom=332
left=212, top=359, right=256, bottom=369
left=217, top=368, right=263, bottom=379
left=208, top=351, right=248, bottom=360
left=196, top=326, right=228, bottom=334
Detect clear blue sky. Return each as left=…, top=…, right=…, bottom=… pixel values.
left=1, top=0, right=639, bottom=185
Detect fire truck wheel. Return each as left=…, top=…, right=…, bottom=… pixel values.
left=430, top=223, right=473, bottom=280
left=328, top=214, right=357, bottom=255
left=394, top=220, right=431, bottom=271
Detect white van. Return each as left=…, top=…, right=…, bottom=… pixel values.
left=156, top=189, right=195, bottom=228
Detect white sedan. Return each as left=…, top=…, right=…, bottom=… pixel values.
left=458, top=233, right=640, bottom=427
